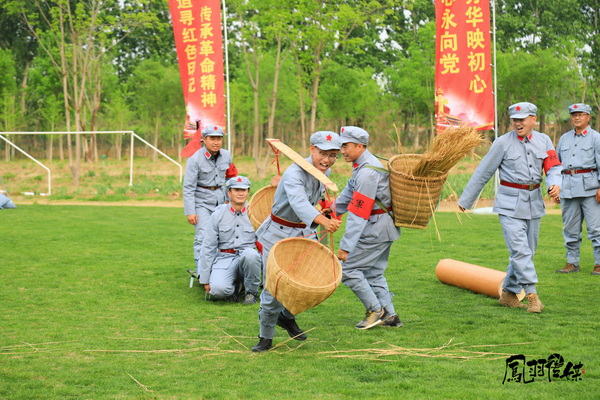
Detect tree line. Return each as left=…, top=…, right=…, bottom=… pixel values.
left=0, top=0, right=598, bottom=183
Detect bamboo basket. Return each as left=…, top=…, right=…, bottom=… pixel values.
left=388, top=154, right=448, bottom=229
left=248, top=185, right=277, bottom=230
left=266, top=237, right=342, bottom=315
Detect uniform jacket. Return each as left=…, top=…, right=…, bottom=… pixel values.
left=459, top=130, right=562, bottom=219
left=182, top=146, right=234, bottom=215
left=335, top=150, right=400, bottom=252
left=557, top=127, right=600, bottom=199
left=199, top=203, right=257, bottom=283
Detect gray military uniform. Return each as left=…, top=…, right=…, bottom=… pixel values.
left=256, top=158, right=325, bottom=340
left=459, top=130, right=562, bottom=295
left=335, top=150, right=400, bottom=315
left=183, top=146, right=232, bottom=272
left=557, top=127, right=600, bottom=266
left=0, top=194, right=16, bottom=209
left=199, top=203, right=261, bottom=298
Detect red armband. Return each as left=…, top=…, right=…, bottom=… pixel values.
left=543, top=150, right=561, bottom=174
left=348, top=191, right=375, bottom=220
left=225, top=163, right=238, bottom=179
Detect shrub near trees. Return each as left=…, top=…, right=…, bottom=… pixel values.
left=0, top=0, right=597, bottom=177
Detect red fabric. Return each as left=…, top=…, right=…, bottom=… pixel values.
left=168, top=0, right=226, bottom=158
left=318, top=199, right=341, bottom=220
left=181, top=131, right=203, bottom=158
left=348, top=191, right=375, bottom=220
left=434, top=0, right=494, bottom=132
left=225, top=163, right=238, bottom=179
left=255, top=241, right=263, bottom=254
left=543, top=149, right=561, bottom=174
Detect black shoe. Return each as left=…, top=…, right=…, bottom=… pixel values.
left=382, top=314, right=404, bottom=328
left=242, top=292, right=258, bottom=305
left=251, top=337, right=272, bottom=352
left=276, top=313, right=307, bottom=341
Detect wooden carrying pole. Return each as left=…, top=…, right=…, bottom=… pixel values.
left=435, top=258, right=524, bottom=300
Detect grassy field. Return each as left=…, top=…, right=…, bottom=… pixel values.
left=1, top=206, right=598, bottom=399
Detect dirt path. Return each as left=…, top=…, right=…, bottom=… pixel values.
left=17, top=198, right=562, bottom=214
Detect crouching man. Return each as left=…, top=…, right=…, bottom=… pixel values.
left=199, top=176, right=262, bottom=304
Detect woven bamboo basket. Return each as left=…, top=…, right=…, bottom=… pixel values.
left=266, top=237, right=342, bottom=315
left=388, top=154, right=448, bottom=229
left=248, top=185, right=277, bottom=230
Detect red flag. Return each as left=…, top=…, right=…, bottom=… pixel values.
left=168, top=0, right=226, bottom=157
left=434, top=0, right=494, bottom=133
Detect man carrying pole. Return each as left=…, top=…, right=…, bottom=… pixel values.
left=252, top=131, right=342, bottom=352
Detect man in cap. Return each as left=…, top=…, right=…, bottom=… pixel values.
left=458, top=102, right=562, bottom=313
left=183, top=125, right=238, bottom=276
left=0, top=193, right=16, bottom=209
left=555, top=103, right=600, bottom=275
left=251, top=131, right=342, bottom=352
left=335, top=126, right=401, bottom=330
left=199, top=176, right=262, bottom=304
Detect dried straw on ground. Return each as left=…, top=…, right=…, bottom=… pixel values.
left=412, top=126, right=484, bottom=177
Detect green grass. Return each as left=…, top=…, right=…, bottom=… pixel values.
left=1, top=206, right=598, bottom=399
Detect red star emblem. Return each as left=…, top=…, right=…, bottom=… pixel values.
left=341, top=127, right=345, bottom=133
left=515, top=106, right=521, bottom=111
left=237, top=177, right=242, bottom=182
left=214, top=126, right=218, bottom=130
left=326, top=134, right=332, bottom=141
left=573, top=105, right=578, bottom=109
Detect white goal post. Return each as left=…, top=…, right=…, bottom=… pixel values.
left=0, top=131, right=183, bottom=196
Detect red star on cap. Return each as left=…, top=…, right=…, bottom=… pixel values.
left=515, top=106, right=521, bottom=111
left=341, top=127, right=345, bottom=133
left=214, top=126, right=218, bottom=130
left=574, top=105, right=578, bottom=109
left=326, top=134, right=332, bottom=141
left=236, top=177, right=242, bottom=182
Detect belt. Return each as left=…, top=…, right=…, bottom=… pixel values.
left=198, top=185, right=221, bottom=190
left=371, top=207, right=392, bottom=215
left=500, top=180, right=540, bottom=191
left=219, top=249, right=237, bottom=254
left=270, top=213, right=306, bottom=228
left=561, top=168, right=596, bottom=175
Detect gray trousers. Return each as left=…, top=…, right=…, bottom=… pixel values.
left=342, top=240, right=396, bottom=315
left=561, top=196, right=600, bottom=265
left=257, top=219, right=316, bottom=339
left=499, top=215, right=540, bottom=295
left=208, top=248, right=262, bottom=299
left=194, top=206, right=213, bottom=273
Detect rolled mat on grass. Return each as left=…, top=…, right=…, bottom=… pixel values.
left=266, top=237, right=341, bottom=315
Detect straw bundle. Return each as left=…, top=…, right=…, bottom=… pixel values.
left=412, top=126, right=484, bottom=177
left=388, top=126, right=483, bottom=229
left=248, top=185, right=276, bottom=230
left=266, top=237, right=341, bottom=315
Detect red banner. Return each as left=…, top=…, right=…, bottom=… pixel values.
left=434, top=0, right=494, bottom=133
left=168, top=0, right=226, bottom=157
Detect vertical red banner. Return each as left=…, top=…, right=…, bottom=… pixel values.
left=168, top=0, right=226, bottom=157
left=434, top=0, right=494, bottom=133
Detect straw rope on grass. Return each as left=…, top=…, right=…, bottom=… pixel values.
left=317, top=339, right=534, bottom=362
left=412, top=126, right=485, bottom=178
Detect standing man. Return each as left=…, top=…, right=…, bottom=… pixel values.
left=252, top=131, right=342, bottom=352
left=335, top=126, right=401, bottom=330
left=199, top=176, right=262, bottom=304
left=458, top=102, right=562, bottom=313
left=555, top=103, right=600, bottom=275
left=183, top=125, right=237, bottom=275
